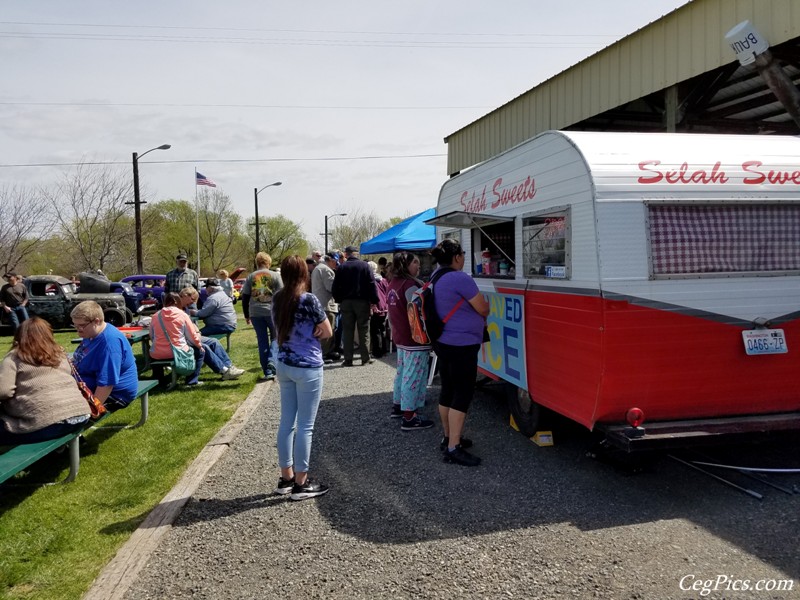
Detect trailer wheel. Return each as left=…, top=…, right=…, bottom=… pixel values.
left=507, top=384, right=547, bottom=438
left=103, top=309, right=126, bottom=328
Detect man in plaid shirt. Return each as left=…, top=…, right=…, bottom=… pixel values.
left=164, top=254, right=199, bottom=296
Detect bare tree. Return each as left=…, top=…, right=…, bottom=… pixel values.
left=0, top=185, right=53, bottom=274
left=44, top=162, right=134, bottom=273
left=197, top=188, right=243, bottom=274
left=330, top=209, right=390, bottom=251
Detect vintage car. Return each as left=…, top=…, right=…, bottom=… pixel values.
left=15, top=275, right=130, bottom=329
left=109, top=282, right=142, bottom=316
left=120, top=274, right=166, bottom=306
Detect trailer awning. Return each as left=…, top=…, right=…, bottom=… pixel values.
left=424, top=210, right=514, bottom=229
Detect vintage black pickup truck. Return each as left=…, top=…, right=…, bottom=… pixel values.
left=9, top=275, right=130, bottom=329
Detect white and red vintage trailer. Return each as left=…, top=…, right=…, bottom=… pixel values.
left=429, top=131, right=800, bottom=450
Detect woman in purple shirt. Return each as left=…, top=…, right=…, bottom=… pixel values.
left=272, top=255, right=333, bottom=500
left=431, top=239, right=490, bottom=467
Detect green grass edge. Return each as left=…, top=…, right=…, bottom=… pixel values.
left=0, top=309, right=260, bottom=600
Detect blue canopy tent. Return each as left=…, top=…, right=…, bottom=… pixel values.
left=359, top=208, right=436, bottom=254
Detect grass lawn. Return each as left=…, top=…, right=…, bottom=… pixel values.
left=0, top=305, right=260, bottom=600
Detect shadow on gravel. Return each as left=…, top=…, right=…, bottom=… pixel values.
left=307, top=382, right=800, bottom=580
left=101, top=493, right=287, bottom=534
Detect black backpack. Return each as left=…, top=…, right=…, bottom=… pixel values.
left=407, top=267, right=464, bottom=344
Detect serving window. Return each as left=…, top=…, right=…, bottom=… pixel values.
left=425, top=211, right=516, bottom=279
left=522, top=210, right=569, bottom=279
left=471, top=220, right=515, bottom=278
left=648, top=204, right=800, bottom=278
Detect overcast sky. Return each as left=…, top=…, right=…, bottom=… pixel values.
left=1, top=1, right=687, bottom=242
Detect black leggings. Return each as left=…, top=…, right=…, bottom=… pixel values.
left=435, top=342, right=480, bottom=413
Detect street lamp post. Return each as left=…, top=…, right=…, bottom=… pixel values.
left=323, top=213, right=347, bottom=254
left=254, top=181, right=282, bottom=265
left=130, top=144, right=171, bottom=273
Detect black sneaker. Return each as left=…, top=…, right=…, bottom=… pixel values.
left=439, top=436, right=473, bottom=452
left=401, top=414, right=434, bottom=431
left=275, top=476, right=294, bottom=495
left=443, top=445, right=481, bottom=466
left=290, top=478, right=330, bottom=501
left=342, top=360, right=354, bottom=367
left=389, top=404, right=403, bottom=419
left=361, top=358, right=375, bottom=365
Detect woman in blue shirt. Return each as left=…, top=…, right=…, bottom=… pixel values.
left=272, top=255, right=333, bottom=501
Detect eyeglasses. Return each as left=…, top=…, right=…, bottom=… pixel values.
left=73, top=320, right=95, bottom=331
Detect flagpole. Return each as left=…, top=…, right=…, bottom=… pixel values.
left=195, top=168, right=201, bottom=276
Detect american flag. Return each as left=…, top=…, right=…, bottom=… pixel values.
left=196, top=172, right=217, bottom=187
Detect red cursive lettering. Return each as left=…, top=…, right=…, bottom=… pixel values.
left=460, top=187, right=487, bottom=212
left=742, top=160, right=800, bottom=185
left=638, top=160, right=728, bottom=184
left=638, top=160, right=663, bottom=184
left=490, top=176, right=536, bottom=209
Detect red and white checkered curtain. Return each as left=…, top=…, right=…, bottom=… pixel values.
left=649, top=205, right=800, bottom=275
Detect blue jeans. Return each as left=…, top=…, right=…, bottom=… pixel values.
left=7, top=306, right=29, bottom=333
left=251, top=316, right=276, bottom=376
left=200, top=337, right=232, bottom=373
left=187, top=345, right=206, bottom=384
left=276, top=361, right=323, bottom=473
left=200, top=323, right=235, bottom=336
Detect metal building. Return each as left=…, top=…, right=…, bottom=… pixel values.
left=445, top=0, right=800, bottom=177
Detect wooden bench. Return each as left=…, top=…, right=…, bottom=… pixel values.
left=0, top=380, right=158, bottom=486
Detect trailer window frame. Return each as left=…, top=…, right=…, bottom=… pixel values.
left=470, top=219, right=516, bottom=279
left=521, top=205, right=571, bottom=280
left=646, top=202, right=800, bottom=279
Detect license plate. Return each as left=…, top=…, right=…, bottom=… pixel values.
left=742, top=329, right=788, bottom=356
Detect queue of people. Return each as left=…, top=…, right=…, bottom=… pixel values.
left=0, top=240, right=490, bottom=503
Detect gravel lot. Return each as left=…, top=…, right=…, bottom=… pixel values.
left=124, top=356, right=800, bottom=600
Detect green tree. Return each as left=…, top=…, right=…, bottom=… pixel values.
left=255, top=215, right=309, bottom=264
left=141, top=199, right=200, bottom=274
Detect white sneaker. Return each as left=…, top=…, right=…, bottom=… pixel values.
left=222, top=366, right=245, bottom=380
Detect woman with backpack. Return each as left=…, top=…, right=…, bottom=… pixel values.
left=385, top=252, right=434, bottom=430
left=430, top=239, right=490, bottom=467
